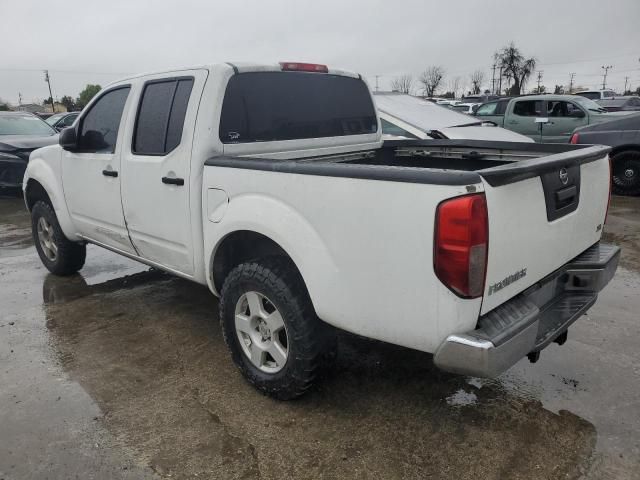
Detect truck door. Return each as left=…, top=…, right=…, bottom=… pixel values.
left=120, top=70, right=207, bottom=276
left=543, top=100, right=588, bottom=142
left=61, top=86, right=136, bottom=253
left=506, top=99, right=546, bottom=140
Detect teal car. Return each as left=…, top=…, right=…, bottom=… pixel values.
left=475, top=94, right=627, bottom=142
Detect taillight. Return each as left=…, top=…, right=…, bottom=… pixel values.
left=279, top=62, right=329, bottom=73
left=605, top=157, right=612, bottom=223
left=434, top=194, right=488, bottom=298
left=569, top=133, right=579, bottom=144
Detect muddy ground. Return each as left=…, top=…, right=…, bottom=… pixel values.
left=1, top=194, right=639, bottom=479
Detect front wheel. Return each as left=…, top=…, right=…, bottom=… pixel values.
left=31, top=201, right=86, bottom=276
left=219, top=257, right=335, bottom=400
left=611, top=150, right=640, bottom=196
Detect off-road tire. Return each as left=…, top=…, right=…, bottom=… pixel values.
left=31, top=201, right=86, bottom=275
left=611, top=150, right=640, bottom=196
left=219, top=257, right=335, bottom=400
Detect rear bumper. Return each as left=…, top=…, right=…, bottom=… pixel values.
left=434, top=242, right=620, bottom=377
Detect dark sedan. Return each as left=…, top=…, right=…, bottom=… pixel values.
left=597, top=96, right=640, bottom=112
left=0, top=112, right=58, bottom=189
left=570, top=113, right=640, bottom=195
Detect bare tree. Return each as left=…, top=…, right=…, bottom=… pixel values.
left=390, top=75, right=413, bottom=94
left=470, top=70, right=485, bottom=95
left=419, top=66, right=445, bottom=98
left=447, top=76, right=462, bottom=99
left=495, top=42, right=536, bottom=95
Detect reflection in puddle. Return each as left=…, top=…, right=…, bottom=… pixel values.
left=42, top=271, right=599, bottom=479
left=445, top=389, right=478, bottom=407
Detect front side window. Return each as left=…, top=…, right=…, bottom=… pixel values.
left=78, top=87, right=130, bottom=153
left=62, top=113, right=79, bottom=127
left=475, top=102, right=497, bottom=116
left=219, top=72, right=377, bottom=143
left=133, top=78, right=194, bottom=155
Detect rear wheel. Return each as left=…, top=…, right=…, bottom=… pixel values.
left=219, top=257, right=335, bottom=400
left=611, top=150, right=640, bottom=196
left=31, top=201, right=86, bottom=276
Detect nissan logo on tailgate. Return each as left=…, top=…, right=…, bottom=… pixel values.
left=559, top=168, right=569, bottom=185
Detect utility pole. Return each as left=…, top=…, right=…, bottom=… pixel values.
left=375, top=75, right=380, bottom=92
left=569, top=73, right=575, bottom=94
left=18, top=92, right=23, bottom=106
left=601, top=65, right=612, bottom=90
left=536, top=71, right=543, bottom=93
left=491, top=63, right=497, bottom=95
left=624, top=76, right=629, bottom=94
left=498, top=66, right=503, bottom=95
left=43, top=70, right=55, bottom=113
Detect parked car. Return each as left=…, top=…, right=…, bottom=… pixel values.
left=45, top=112, right=80, bottom=131
left=596, top=96, right=640, bottom=112
left=0, top=112, right=58, bottom=189
left=375, top=92, right=533, bottom=142
left=450, top=102, right=480, bottom=115
left=570, top=113, right=640, bottom=195
left=435, top=99, right=460, bottom=106
left=25, top=62, right=618, bottom=399
left=474, top=94, right=626, bottom=142
left=461, top=94, right=501, bottom=103
left=574, top=89, right=617, bottom=100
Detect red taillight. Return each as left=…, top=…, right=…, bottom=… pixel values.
left=569, top=133, right=579, bottom=144
left=279, top=62, right=328, bottom=73
left=606, top=157, right=612, bottom=223
left=434, top=194, right=488, bottom=298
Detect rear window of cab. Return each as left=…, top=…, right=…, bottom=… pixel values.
left=219, top=72, right=377, bottom=143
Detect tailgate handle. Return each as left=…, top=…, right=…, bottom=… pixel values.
left=555, top=185, right=577, bottom=204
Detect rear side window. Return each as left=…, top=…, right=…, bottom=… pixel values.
left=78, top=87, right=130, bottom=153
left=513, top=100, right=544, bottom=117
left=219, top=72, right=377, bottom=143
left=133, top=78, right=194, bottom=155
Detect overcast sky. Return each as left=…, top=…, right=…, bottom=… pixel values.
left=2, top=0, right=639, bottom=104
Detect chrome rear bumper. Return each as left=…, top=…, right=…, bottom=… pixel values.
left=434, top=242, right=620, bottom=377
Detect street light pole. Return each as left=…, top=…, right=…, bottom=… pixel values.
left=43, top=70, right=55, bottom=113
left=569, top=73, right=575, bottom=94
left=601, top=65, right=612, bottom=90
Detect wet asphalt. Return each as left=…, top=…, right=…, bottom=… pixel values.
left=0, top=194, right=639, bottom=480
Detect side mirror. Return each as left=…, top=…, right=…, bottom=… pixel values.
left=570, top=110, right=586, bottom=118
left=59, top=126, right=78, bottom=151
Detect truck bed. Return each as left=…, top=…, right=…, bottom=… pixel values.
left=205, top=140, right=610, bottom=188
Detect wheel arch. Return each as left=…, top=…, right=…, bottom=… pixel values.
left=610, top=144, right=640, bottom=158
left=24, top=153, right=78, bottom=241
left=211, top=230, right=309, bottom=296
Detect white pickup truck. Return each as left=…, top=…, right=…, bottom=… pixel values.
left=24, top=62, right=619, bottom=399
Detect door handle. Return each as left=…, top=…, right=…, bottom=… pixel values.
left=162, top=176, right=184, bottom=186
left=102, top=169, right=118, bottom=177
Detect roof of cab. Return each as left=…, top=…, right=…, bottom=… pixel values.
left=104, top=62, right=361, bottom=88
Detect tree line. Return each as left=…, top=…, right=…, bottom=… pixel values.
left=391, top=42, right=537, bottom=98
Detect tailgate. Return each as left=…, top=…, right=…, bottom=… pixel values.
left=478, top=145, right=611, bottom=314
